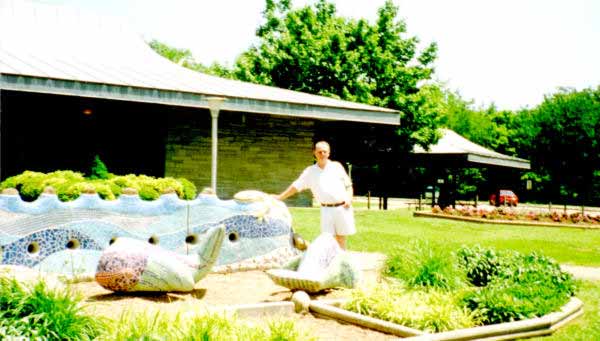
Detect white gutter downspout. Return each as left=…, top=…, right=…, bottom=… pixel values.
left=207, top=97, right=225, bottom=193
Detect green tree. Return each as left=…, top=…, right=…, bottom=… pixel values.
left=148, top=40, right=233, bottom=78
left=234, top=0, right=440, bottom=151
left=89, top=155, right=109, bottom=180
left=526, top=86, right=600, bottom=204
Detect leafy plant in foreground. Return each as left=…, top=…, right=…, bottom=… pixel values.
left=384, top=240, right=466, bottom=290
left=344, top=282, right=480, bottom=332
left=101, top=310, right=314, bottom=341
left=460, top=247, right=576, bottom=324
left=0, top=276, right=105, bottom=340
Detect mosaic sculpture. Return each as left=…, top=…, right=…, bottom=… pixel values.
left=0, top=189, right=299, bottom=277
left=95, top=225, right=224, bottom=292
left=266, top=233, right=361, bottom=293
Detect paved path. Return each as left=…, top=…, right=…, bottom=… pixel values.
left=561, top=265, right=600, bottom=281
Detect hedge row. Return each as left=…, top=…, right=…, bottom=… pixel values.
left=0, top=170, right=197, bottom=201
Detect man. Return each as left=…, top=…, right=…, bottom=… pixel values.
left=274, top=141, right=355, bottom=249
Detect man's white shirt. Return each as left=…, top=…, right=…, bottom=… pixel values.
left=292, top=160, right=351, bottom=204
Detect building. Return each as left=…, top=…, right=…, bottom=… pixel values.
left=0, top=0, right=400, bottom=205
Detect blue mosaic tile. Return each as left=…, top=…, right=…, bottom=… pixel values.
left=0, top=192, right=294, bottom=274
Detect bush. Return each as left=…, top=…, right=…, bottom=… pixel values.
left=384, top=240, right=466, bottom=290
left=0, top=171, right=197, bottom=201
left=89, top=155, right=110, bottom=180
left=460, top=247, right=576, bottom=324
left=457, top=246, right=516, bottom=287
left=0, top=276, right=105, bottom=340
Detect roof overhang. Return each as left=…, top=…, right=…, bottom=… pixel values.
left=411, top=129, right=531, bottom=170
left=0, top=0, right=400, bottom=126
left=0, top=74, right=400, bottom=125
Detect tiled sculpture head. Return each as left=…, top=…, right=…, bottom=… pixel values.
left=95, top=225, right=224, bottom=292
left=266, top=233, right=361, bottom=293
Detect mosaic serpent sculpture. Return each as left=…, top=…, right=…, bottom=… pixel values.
left=95, top=225, right=225, bottom=292
left=0, top=189, right=300, bottom=276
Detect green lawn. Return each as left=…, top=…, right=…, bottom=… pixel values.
left=290, top=207, right=600, bottom=341
left=291, top=207, right=600, bottom=266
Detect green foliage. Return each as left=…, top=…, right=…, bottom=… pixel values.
left=232, top=0, right=440, bottom=151
left=89, top=155, right=110, bottom=180
left=457, top=245, right=511, bottom=287
left=384, top=240, right=466, bottom=290
left=523, top=86, right=600, bottom=204
left=0, top=277, right=105, bottom=340
left=460, top=247, right=576, bottom=324
left=178, top=177, right=198, bottom=200
left=0, top=171, right=197, bottom=201
left=293, top=207, right=598, bottom=337
left=344, top=282, right=480, bottom=332
left=149, top=39, right=234, bottom=78
left=101, top=310, right=314, bottom=341
left=0, top=170, right=86, bottom=201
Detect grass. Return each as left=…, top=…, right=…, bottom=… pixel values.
left=291, top=207, right=600, bottom=339
left=2, top=207, right=597, bottom=340
left=344, top=282, right=480, bottom=332
left=101, top=310, right=314, bottom=341
left=291, top=207, right=600, bottom=266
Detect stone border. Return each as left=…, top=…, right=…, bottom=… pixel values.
left=414, top=211, right=600, bottom=230
left=303, top=295, right=582, bottom=340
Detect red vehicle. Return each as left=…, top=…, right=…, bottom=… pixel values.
left=489, top=189, right=519, bottom=206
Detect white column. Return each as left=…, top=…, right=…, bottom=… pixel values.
left=207, top=97, right=225, bottom=193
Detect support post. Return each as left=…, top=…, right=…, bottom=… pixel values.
left=207, top=97, right=225, bottom=193
left=0, top=88, right=2, bottom=181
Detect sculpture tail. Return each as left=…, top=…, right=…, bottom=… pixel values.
left=191, top=224, right=225, bottom=282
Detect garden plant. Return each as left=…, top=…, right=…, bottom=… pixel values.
left=0, top=206, right=598, bottom=339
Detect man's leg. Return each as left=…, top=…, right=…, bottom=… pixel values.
left=333, top=206, right=355, bottom=250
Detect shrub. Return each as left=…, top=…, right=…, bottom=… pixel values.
left=0, top=171, right=198, bottom=201
left=0, top=276, right=105, bottom=340
left=89, top=155, right=110, bottom=180
left=457, top=246, right=516, bottom=287
left=384, top=240, right=466, bottom=290
left=460, top=248, right=576, bottom=324
left=178, top=177, right=198, bottom=200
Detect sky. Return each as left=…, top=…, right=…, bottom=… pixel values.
left=44, top=0, right=600, bottom=111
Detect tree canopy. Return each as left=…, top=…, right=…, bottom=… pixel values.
left=232, top=0, right=440, bottom=152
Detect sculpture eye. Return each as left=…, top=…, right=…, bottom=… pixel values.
left=185, top=234, right=198, bottom=245
left=66, top=239, right=80, bottom=250
left=228, top=231, right=240, bottom=242
left=27, top=241, right=40, bottom=255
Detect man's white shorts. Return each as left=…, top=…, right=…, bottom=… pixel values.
left=320, top=206, right=356, bottom=236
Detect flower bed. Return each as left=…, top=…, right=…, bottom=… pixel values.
left=421, top=205, right=600, bottom=228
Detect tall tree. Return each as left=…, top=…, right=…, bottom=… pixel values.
left=149, top=40, right=233, bottom=78
left=526, top=86, right=600, bottom=204
left=234, top=0, right=440, bottom=152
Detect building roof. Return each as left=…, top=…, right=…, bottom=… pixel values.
left=0, top=0, right=399, bottom=125
left=412, top=129, right=530, bottom=169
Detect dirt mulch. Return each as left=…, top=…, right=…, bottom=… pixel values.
left=1, top=252, right=396, bottom=340
left=73, top=267, right=394, bottom=340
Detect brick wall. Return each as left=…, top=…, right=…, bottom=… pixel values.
left=165, top=109, right=314, bottom=206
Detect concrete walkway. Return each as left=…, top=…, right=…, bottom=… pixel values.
left=561, top=265, right=600, bottom=281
